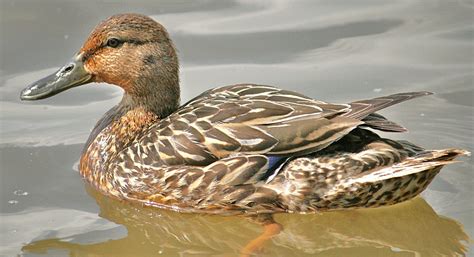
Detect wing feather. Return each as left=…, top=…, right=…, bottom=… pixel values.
left=150, top=84, right=353, bottom=164
left=135, top=84, right=431, bottom=167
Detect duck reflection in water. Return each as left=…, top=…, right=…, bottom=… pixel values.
left=22, top=185, right=468, bottom=257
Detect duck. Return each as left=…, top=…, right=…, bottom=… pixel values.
left=20, top=13, right=468, bottom=254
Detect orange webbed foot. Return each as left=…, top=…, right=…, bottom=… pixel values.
left=240, top=214, right=282, bottom=257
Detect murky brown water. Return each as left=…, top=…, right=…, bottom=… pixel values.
left=1, top=0, right=473, bottom=256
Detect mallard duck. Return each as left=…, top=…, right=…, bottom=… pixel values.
left=20, top=13, right=468, bottom=255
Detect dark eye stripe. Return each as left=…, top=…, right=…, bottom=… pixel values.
left=82, top=39, right=157, bottom=62
left=124, top=39, right=153, bottom=45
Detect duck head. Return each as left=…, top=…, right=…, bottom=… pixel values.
left=20, top=13, right=180, bottom=117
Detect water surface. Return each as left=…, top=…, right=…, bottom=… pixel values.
left=1, top=0, right=473, bottom=256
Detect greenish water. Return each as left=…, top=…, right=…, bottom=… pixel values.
left=1, top=0, right=473, bottom=256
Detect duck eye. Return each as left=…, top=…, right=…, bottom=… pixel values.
left=106, top=38, right=121, bottom=48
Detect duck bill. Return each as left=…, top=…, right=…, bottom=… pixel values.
left=20, top=53, right=92, bottom=101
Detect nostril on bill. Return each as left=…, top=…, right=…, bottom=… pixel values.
left=63, top=64, right=74, bottom=73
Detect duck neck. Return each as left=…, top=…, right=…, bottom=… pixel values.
left=120, top=84, right=180, bottom=119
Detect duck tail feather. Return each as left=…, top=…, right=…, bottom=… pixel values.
left=325, top=148, right=469, bottom=209
left=343, top=91, right=433, bottom=120
left=353, top=148, right=469, bottom=183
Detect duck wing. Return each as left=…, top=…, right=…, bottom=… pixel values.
left=140, top=84, right=430, bottom=166
left=146, top=84, right=356, bottom=166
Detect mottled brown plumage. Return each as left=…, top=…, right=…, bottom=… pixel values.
left=22, top=14, right=468, bottom=216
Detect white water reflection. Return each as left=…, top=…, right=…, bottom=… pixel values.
left=1, top=208, right=124, bottom=256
